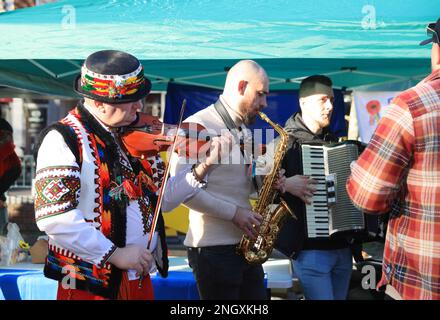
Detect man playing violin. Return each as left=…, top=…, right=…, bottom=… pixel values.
left=33, top=50, right=200, bottom=300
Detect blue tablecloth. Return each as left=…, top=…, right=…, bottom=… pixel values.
left=0, top=254, right=282, bottom=300
left=0, top=267, right=199, bottom=300
left=153, top=271, right=199, bottom=300
left=0, top=269, right=51, bottom=300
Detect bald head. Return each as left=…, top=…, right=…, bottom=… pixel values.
left=222, top=60, right=269, bottom=125
left=224, top=60, right=268, bottom=95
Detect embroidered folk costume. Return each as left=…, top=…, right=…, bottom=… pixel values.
left=34, top=50, right=167, bottom=299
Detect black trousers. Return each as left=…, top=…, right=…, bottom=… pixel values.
left=187, top=245, right=267, bottom=300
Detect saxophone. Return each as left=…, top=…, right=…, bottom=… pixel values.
left=237, top=111, right=295, bottom=264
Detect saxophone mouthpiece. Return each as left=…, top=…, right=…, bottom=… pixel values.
left=258, top=111, right=268, bottom=120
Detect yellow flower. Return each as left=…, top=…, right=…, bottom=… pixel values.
left=19, top=240, right=30, bottom=250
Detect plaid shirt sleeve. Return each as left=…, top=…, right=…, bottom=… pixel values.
left=346, top=98, right=415, bottom=213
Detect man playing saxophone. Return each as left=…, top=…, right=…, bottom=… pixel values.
left=164, top=60, right=284, bottom=300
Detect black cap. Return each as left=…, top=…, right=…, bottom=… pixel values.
left=0, top=118, right=13, bottom=133
left=420, top=18, right=440, bottom=46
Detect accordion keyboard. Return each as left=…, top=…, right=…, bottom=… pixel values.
left=301, top=145, right=330, bottom=238
left=301, top=142, right=365, bottom=238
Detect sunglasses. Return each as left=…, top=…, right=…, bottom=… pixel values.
left=427, top=23, right=440, bottom=44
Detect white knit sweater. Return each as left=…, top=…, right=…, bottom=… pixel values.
left=170, top=101, right=254, bottom=247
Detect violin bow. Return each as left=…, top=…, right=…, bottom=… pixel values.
left=139, top=99, right=187, bottom=287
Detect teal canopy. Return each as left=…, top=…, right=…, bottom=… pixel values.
left=0, top=0, right=437, bottom=98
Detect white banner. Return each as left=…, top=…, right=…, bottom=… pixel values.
left=353, top=91, right=400, bottom=143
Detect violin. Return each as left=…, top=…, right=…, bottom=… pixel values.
left=118, top=112, right=212, bottom=159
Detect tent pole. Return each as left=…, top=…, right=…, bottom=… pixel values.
left=288, top=70, right=351, bottom=83
left=350, top=70, right=407, bottom=80
left=57, top=69, right=80, bottom=78
left=174, top=71, right=227, bottom=81
left=173, top=80, right=223, bottom=90
left=56, top=60, right=83, bottom=78
left=28, top=59, right=57, bottom=78
left=65, top=60, right=82, bottom=68
left=348, top=77, right=413, bottom=91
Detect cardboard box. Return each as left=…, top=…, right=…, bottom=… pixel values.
left=29, top=239, right=48, bottom=264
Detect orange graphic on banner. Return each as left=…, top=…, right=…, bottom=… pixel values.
left=366, top=100, right=381, bottom=125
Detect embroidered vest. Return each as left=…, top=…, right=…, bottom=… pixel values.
left=34, top=103, right=163, bottom=299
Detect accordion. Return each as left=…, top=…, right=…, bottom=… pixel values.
left=300, top=140, right=369, bottom=239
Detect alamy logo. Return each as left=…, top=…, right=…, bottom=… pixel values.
left=163, top=125, right=276, bottom=172
left=361, top=265, right=376, bottom=290
left=361, top=5, right=377, bottom=30
left=61, top=265, right=77, bottom=290
left=61, top=5, right=76, bottom=30
left=361, top=5, right=386, bottom=30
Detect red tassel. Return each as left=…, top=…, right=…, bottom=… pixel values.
left=138, top=171, right=158, bottom=193
left=122, top=180, right=141, bottom=200
left=139, top=159, right=153, bottom=176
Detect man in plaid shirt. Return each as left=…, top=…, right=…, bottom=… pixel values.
left=347, top=19, right=440, bottom=300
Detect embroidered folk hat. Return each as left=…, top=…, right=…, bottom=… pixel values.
left=74, top=50, right=151, bottom=104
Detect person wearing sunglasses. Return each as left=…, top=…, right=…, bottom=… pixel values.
left=420, top=18, right=440, bottom=71
left=347, top=18, right=440, bottom=300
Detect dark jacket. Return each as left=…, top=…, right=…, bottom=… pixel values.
left=274, top=112, right=349, bottom=259
left=0, top=118, right=21, bottom=201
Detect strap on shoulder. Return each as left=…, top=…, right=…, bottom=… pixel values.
left=213, top=99, right=238, bottom=131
